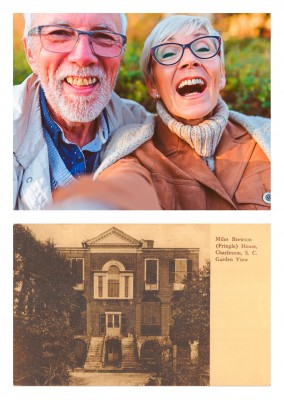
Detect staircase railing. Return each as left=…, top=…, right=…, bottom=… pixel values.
left=101, top=335, right=106, bottom=367
left=133, top=333, right=139, bottom=362
left=86, top=325, right=95, bottom=354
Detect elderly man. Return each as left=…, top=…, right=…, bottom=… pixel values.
left=14, top=13, right=160, bottom=210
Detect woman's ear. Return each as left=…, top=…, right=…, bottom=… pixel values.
left=23, top=38, right=39, bottom=74
left=145, top=76, right=159, bottom=99
left=219, top=64, right=226, bottom=90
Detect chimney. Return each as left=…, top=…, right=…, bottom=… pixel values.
left=141, top=239, right=154, bottom=248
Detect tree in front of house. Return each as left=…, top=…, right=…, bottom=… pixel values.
left=163, top=260, right=210, bottom=386
left=13, top=224, right=79, bottom=386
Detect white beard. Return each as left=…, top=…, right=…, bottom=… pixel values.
left=38, top=64, right=117, bottom=123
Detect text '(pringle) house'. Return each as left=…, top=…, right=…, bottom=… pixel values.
left=58, top=227, right=199, bottom=370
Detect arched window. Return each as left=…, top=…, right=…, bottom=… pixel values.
left=108, top=266, right=120, bottom=297
left=94, top=261, right=133, bottom=299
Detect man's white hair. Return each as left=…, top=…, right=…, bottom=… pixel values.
left=141, top=14, right=224, bottom=84
left=23, top=13, right=128, bottom=37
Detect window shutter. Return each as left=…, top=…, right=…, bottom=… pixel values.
left=169, top=259, right=175, bottom=283
left=70, top=258, right=76, bottom=275
left=70, top=258, right=83, bottom=284
left=99, top=314, right=106, bottom=335
left=77, top=259, right=83, bottom=283
left=187, top=259, right=192, bottom=280
left=129, top=275, right=133, bottom=299
left=121, top=314, right=127, bottom=335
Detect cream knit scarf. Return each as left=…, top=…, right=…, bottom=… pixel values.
left=156, top=97, right=229, bottom=171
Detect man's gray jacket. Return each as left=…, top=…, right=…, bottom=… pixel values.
left=13, top=74, right=150, bottom=209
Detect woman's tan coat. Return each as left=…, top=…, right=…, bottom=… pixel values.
left=98, top=115, right=270, bottom=210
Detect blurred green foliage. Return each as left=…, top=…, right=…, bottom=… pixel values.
left=115, top=40, right=156, bottom=113
left=13, top=47, right=32, bottom=85
left=14, top=37, right=270, bottom=118
left=222, top=38, right=270, bottom=117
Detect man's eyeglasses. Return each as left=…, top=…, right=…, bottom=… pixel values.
left=151, top=36, right=222, bottom=66
left=28, top=25, right=127, bottom=58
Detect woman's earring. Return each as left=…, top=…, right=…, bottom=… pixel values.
left=156, top=93, right=160, bottom=99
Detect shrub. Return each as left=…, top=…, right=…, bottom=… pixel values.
left=222, top=37, right=270, bottom=117
left=13, top=49, right=32, bottom=85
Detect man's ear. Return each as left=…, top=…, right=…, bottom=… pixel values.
left=23, top=37, right=38, bottom=74
left=145, top=76, right=158, bottom=99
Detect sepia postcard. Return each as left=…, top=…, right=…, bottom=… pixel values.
left=13, top=223, right=270, bottom=387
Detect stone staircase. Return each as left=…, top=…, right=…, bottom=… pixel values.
left=84, top=336, right=104, bottom=370
left=121, top=337, right=138, bottom=369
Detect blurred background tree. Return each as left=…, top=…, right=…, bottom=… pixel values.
left=14, top=13, right=270, bottom=117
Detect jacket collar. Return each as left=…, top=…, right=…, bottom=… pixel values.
left=153, top=114, right=249, bottom=155
left=13, top=74, right=46, bottom=169
left=154, top=116, right=256, bottom=206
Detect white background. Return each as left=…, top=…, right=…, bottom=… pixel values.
left=1, top=1, right=282, bottom=399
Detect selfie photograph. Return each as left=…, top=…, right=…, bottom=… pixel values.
left=13, top=13, right=270, bottom=210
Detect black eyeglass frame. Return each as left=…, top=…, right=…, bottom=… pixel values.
left=150, top=35, right=222, bottom=66
left=27, top=25, right=127, bottom=58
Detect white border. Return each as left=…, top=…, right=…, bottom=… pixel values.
left=1, top=1, right=283, bottom=400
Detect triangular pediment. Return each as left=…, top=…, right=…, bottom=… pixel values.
left=82, top=227, right=141, bottom=248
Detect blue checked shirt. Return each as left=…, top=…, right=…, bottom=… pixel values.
left=40, top=87, right=110, bottom=177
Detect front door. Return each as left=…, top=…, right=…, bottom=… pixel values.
left=106, top=313, right=121, bottom=336
left=105, top=339, right=121, bottom=366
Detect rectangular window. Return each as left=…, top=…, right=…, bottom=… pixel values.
left=108, top=280, right=119, bottom=297
left=141, top=302, right=161, bottom=335
left=170, top=259, right=192, bottom=289
left=114, top=314, right=120, bottom=328
left=146, top=260, right=158, bottom=284
left=145, top=259, right=158, bottom=290
left=175, top=260, right=187, bottom=283
left=142, top=302, right=161, bottom=325
left=106, top=314, right=120, bottom=329
left=94, top=272, right=133, bottom=299
left=70, top=258, right=84, bottom=284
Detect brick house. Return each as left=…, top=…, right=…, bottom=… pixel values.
left=58, top=227, right=199, bottom=370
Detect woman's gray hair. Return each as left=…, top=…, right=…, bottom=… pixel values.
left=23, top=13, right=128, bottom=37
left=141, top=14, right=224, bottom=83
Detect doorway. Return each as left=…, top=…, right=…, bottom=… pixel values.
left=106, top=312, right=121, bottom=336
left=105, top=338, right=122, bottom=367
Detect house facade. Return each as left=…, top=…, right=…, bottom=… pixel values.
left=58, top=227, right=199, bottom=370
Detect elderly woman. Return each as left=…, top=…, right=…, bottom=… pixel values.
left=55, top=15, right=271, bottom=210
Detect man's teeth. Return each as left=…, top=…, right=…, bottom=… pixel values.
left=66, top=76, right=97, bottom=86
left=178, top=78, right=205, bottom=89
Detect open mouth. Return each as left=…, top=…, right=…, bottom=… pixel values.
left=65, top=76, right=98, bottom=87
left=176, top=78, right=206, bottom=96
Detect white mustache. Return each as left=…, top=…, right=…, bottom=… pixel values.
left=55, top=65, right=106, bottom=81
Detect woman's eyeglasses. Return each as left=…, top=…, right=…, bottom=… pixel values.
left=151, top=35, right=221, bottom=66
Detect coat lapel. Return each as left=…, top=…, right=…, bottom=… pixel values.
left=214, top=120, right=256, bottom=198
left=154, top=117, right=256, bottom=207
